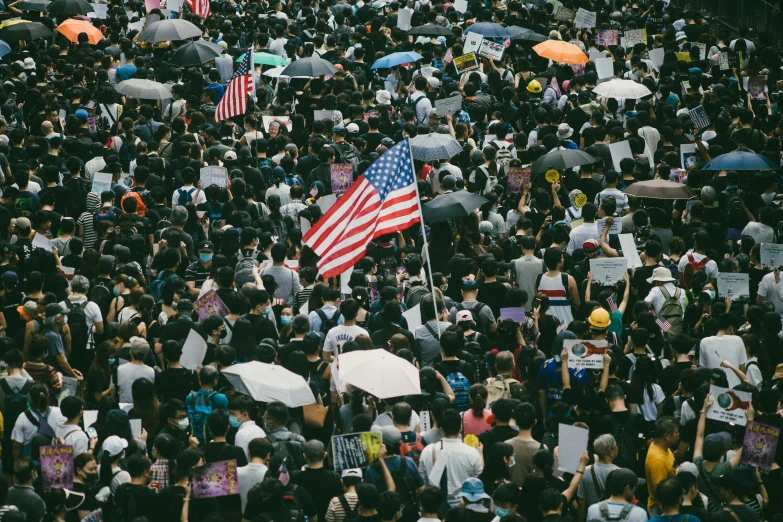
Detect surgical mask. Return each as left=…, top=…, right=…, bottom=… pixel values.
left=264, top=307, right=273, bottom=315
left=281, top=316, right=293, bottom=325
left=112, top=288, right=120, bottom=297
left=177, top=418, right=190, bottom=430
left=200, top=253, right=213, bottom=264
left=495, top=508, right=510, bottom=518
left=705, top=290, right=716, bottom=300
left=61, top=315, right=68, bottom=325
left=508, top=456, right=516, bottom=468
left=108, top=358, right=115, bottom=365
left=229, top=415, right=241, bottom=428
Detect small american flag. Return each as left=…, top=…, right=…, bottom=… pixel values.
left=607, top=293, right=618, bottom=313
left=214, top=50, right=253, bottom=123
left=310, top=186, right=318, bottom=197
left=556, top=320, right=567, bottom=334
left=655, top=315, right=672, bottom=332
left=278, top=461, right=290, bottom=486
left=503, top=39, right=511, bottom=48
left=444, top=53, right=453, bottom=64
left=184, top=0, right=210, bottom=18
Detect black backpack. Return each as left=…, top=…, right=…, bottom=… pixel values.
left=610, top=412, right=646, bottom=476
left=453, top=302, right=489, bottom=334
left=270, top=436, right=306, bottom=471
left=254, top=484, right=306, bottom=522
left=64, top=177, right=89, bottom=218
left=315, top=308, right=341, bottom=335
left=0, top=379, right=32, bottom=439
left=67, top=300, right=90, bottom=353
left=89, top=285, right=112, bottom=324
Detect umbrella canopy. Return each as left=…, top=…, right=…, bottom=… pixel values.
left=222, top=362, right=315, bottom=407
left=593, top=79, right=652, bottom=99
left=513, top=31, right=547, bottom=43
left=281, top=56, right=337, bottom=78
left=423, top=190, right=488, bottom=223
left=236, top=52, right=287, bottom=66
left=47, top=0, right=91, bottom=14
left=262, top=66, right=289, bottom=78
left=531, top=150, right=597, bottom=176
left=701, top=150, right=777, bottom=171
left=18, top=0, right=50, bottom=11
left=464, top=22, right=512, bottom=38
left=371, top=51, right=423, bottom=70
left=0, top=20, right=52, bottom=41
left=136, top=19, right=201, bottom=43
left=337, top=349, right=421, bottom=400
left=408, top=24, right=454, bottom=37
left=0, top=41, right=11, bottom=58
left=57, top=19, right=102, bottom=44
left=533, top=39, right=588, bottom=65
left=170, top=40, right=223, bottom=66
left=410, top=133, right=462, bottom=161
left=115, top=79, right=171, bottom=100
left=623, top=179, right=695, bottom=200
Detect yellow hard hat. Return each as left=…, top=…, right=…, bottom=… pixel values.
left=589, top=308, right=611, bottom=329
left=527, top=79, right=542, bottom=94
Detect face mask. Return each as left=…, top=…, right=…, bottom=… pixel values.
left=229, top=415, right=241, bottom=428
left=85, top=472, right=99, bottom=483
left=113, top=288, right=121, bottom=297
left=508, top=456, right=516, bottom=468
left=177, top=418, right=190, bottom=430
left=495, top=508, right=510, bottom=518
left=108, top=358, right=115, bottom=365
left=200, top=253, right=213, bottom=264
left=443, top=283, right=448, bottom=292
left=61, top=315, right=68, bottom=325
left=264, top=307, right=273, bottom=315
left=281, top=316, right=293, bottom=325
left=219, top=329, right=227, bottom=339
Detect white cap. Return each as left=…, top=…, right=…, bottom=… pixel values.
left=102, top=435, right=129, bottom=457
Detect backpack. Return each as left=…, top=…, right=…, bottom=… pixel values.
left=186, top=389, right=216, bottom=445
left=333, top=141, right=360, bottom=169
left=587, top=501, right=634, bottom=522
left=454, top=302, right=489, bottom=334
left=270, top=435, right=306, bottom=471
left=399, top=430, right=425, bottom=465
left=64, top=177, right=89, bottom=218
left=376, top=455, right=419, bottom=522
left=0, top=379, right=32, bottom=440
left=95, top=206, right=118, bottom=226
left=405, top=285, right=429, bottom=309
left=21, top=408, right=56, bottom=460
left=67, top=300, right=90, bottom=353
left=315, top=308, right=342, bottom=335
left=659, top=286, right=684, bottom=336
left=90, top=284, right=113, bottom=325
left=434, top=361, right=472, bottom=412
left=337, top=495, right=358, bottom=522
left=117, top=135, right=135, bottom=170
left=681, top=253, right=711, bottom=290
left=258, top=158, right=275, bottom=187
left=722, top=189, right=744, bottom=224
left=465, top=234, right=489, bottom=259
left=121, top=191, right=147, bottom=217
left=177, top=187, right=197, bottom=206
left=610, top=412, right=645, bottom=476
left=234, top=256, right=260, bottom=288
left=408, top=94, right=429, bottom=123
left=485, top=375, right=521, bottom=408
left=309, top=360, right=330, bottom=405
left=478, top=165, right=498, bottom=195
left=495, top=146, right=513, bottom=170
left=150, top=270, right=176, bottom=302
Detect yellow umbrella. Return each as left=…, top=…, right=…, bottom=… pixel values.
left=57, top=19, right=102, bottom=45
left=532, top=39, right=588, bottom=65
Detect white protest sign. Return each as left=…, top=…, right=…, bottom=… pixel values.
left=619, top=234, right=642, bottom=268
left=761, top=243, right=783, bottom=269
left=717, top=273, right=750, bottom=300
left=435, top=97, right=462, bottom=117
left=453, top=0, right=467, bottom=12
left=597, top=217, right=622, bottom=236
left=625, top=29, right=644, bottom=47
left=463, top=33, right=482, bottom=54
left=477, top=39, right=505, bottom=61
left=89, top=3, right=107, bottom=18
left=608, top=140, right=633, bottom=171
left=83, top=410, right=98, bottom=428
left=595, top=57, right=614, bottom=79
left=397, top=8, right=413, bottom=30
left=299, top=217, right=311, bottom=234
left=565, top=339, right=608, bottom=370
left=694, top=43, right=706, bottom=60
left=120, top=403, right=133, bottom=412
left=313, top=109, right=334, bottom=122
left=590, top=258, right=627, bottom=286
left=130, top=419, right=142, bottom=436
left=200, top=166, right=228, bottom=188
left=402, top=304, right=422, bottom=332
left=340, top=266, right=353, bottom=294
left=316, top=194, right=337, bottom=213
left=558, top=424, right=589, bottom=473
left=32, top=234, right=53, bottom=252
left=165, top=0, right=184, bottom=12
left=92, top=172, right=112, bottom=195
left=179, top=329, right=207, bottom=371
left=707, top=385, right=752, bottom=426
left=573, top=8, right=596, bottom=28
left=648, top=48, right=665, bottom=71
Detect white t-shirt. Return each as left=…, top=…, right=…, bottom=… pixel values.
left=323, top=325, right=370, bottom=355
left=678, top=251, right=719, bottom=280
left=699, top=335, right=748, bottom=388
left=238, top=463, right=267, bottom=512
left=585, top=502, right=648, bottom=522
left=637, top=383, right=665, bottom=422
left=56, top=424, right=90, bottom=456
left=12, top=407, right=66, bottom=445
left=116, top=363, right=155, bottom=403
left=758, top=272, right=783, bottom=319
left=172, top=186, right=207, bottom=206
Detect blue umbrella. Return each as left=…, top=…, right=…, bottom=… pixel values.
left=371, top=51, right=423, bottom=70
left=701, top=150, right=776, bottom=171
left=464, top=22, right=513, bottom=39
left=0, top=41, right=10, bottom=59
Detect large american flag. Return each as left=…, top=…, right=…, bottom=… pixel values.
left=214, top=50, right=252, bottom=123
left=303, top=139, right=420, bottom=278
left=184, top=0, right=210, bottom=18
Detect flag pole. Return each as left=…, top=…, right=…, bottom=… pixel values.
left=407, top=138, right=443, bottom=337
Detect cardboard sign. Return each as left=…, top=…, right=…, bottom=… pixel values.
left=596, top=29, right=618, bottom=46
left=92, top=172, right=112, bottom=195
left=558, top=424, right=588, bottom=473
left=454, top=53, right=479, bottom=74
left=608, top=140, right=633, bottom=171
left=717, top=273, right=750, bottom=300
left=762, top=243, right=783, bottom=269
left=590, top=258, right=627, bottom=286
left=330, top=164, right=353, bottom=194
left=741, top=421, right=780, bottom=471
left=477, top=39, right=505, bottom=61
left=332, top=431, right=382, bottom=471
left=40, top=445, right=74, bottom=490
left=597, top=217, right=622, bottom=236
left=397, top=7, right=412, bottom=30
left=573, top=8, right=596, bottom=28
left=565, top=339, right=607, bottom=370
left=434, top=96, right=462, bottom=117
left=179, top=329, right=207, bottom=371
left=707, top=385, right=752, bottom=426
left=194, top=289, right=229, bottom=320
left=619, top=234, right=642, bottom=268
left=689, top=105, right=710, bottom=129
left=192, top=460, right=239, bottom=498
left=499, top=307, right=526, bottom=323
left=624, top=29, right=646, bottom=47
left=506, top=166, right=531, bottom=194
left=463, top=34, right=482, bottom=55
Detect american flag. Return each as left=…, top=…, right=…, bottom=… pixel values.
left=607, top=293, right=618, bottom=313
left=214, top=50, right=253, bottom=123
left=184, top=0, right=210, bottom=18
left=303, top=139, right=420, bottom=278
left=278, top=461, right=290, bottom=486
left=556, top=320, right=567, bottom=334
left=655, top=315, right=672, bottom=332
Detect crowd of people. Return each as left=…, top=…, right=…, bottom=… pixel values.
left=0, top=1, right=780, bottom=522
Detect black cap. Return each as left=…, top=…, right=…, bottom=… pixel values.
left=198, top=241, right=214, bottom=252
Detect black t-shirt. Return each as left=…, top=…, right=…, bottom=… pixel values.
left=245, top=484, right=317, bottom=520
left=659, top=361, right=693, bottom=396
left=574, top=177, right=603, bottom=203
left=360, top=131, right=388, bottom=152
left=433, top=359, right=476, bottom=384
left=66, top=481, right=98, bottom=522
left=113, top=483, right=160, bottom=520
left=155, top=367, right=198, bottom=403
left=478, top=425, right=518, bottom=448
left=630, top=264, right=656, bottom=303
left=203, top=441, right=249, bottom=466
left=291, top=467, right=343, bottom=521
left=476, top=281, right=508, bottom=320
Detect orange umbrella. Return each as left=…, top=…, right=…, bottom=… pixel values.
left=532, top=39, right=588, bottom=65
left=56, top=19, right=102, bottom=44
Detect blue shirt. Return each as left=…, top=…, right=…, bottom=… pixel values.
left=535, top=356, right=589, bottom=405
left=308, top=305, right=345, bottom=333
left=205, top=83, right=226, bottom=104
left=364, top=455, right=423, bottom=493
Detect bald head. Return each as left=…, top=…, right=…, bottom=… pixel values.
left=496, top=351, right=515, bottom=374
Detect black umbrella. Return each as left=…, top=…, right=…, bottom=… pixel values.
left=47, top=0, right=92, bottom=15
left=18, top=0, right=50, bottom=11
left=169, top=40, right=222, bottom=66
left=0, top=20, right=52, bottom=41
left=514, top=31, right=547, bottom=43
left=280, top=56, right=338, bottom=78
left=422, top=190, right=488, bottom=223
left=408, top=24, right=454, bottom=37
left=531, top=150, right=598, bottom=176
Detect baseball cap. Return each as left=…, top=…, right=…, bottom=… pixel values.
left=1, top=271, right=18, bottom=285
left=198, top=241, right=214, bottom=252
left=583, top=239, right=600, bottom=259
left=15, top=217, right=30, bottom=230
left=75, top=109, right=89, bottom=121
left=380, top=286, right=402, bottom=300
left=378, top=425, right=401, bottom=448
left=130, top=336, right=150, bottom=358
left=703, top=433, right=731, bottom=461
left=332, top=125, right=346, bottom=135
left=456, top=310, right=473, bottom=323
left=462, top=279, right=479, bottom=291
left=102, top=435, right=128, bottom=457
left=346, top=123, right=360, bottom=134
left=45, top=303, right=69, bottom=317
left=341, top=468, right=362, bottom=479
left=223, top=150, right=237, bottom=161
left=607, top=468, right=638, bottom=491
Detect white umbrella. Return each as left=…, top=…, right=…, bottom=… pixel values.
left=263, top=66, right=289, bottom=78
left=222, top=361, right=315, bottom=407
left=410, top=133, right=463, bottom=161
left=592, top=79, right=652, bottom=100
left=337, top=349, right=421, bottom=399
left=115, top=79, right=171, bottom=100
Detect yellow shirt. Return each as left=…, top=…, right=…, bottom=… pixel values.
left=645, top=442, right=675, bottom=508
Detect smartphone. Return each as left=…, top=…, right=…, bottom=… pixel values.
left=532, top=298, right=541, bottom=310
left=86, top=426, right=97, bottom=439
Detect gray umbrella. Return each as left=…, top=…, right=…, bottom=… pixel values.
left=423, top=190, right=488, bottom=223
left=410, top=133, right=463, bottom=161
left=170, top=40, right=223, bottom=66
left=281, top=57, right=338, bottom=78
left=115, top=79, right=171, bottom=100
left=531, top=149, right=598, bottom=176
left=136, top=19, right=201, bottom=43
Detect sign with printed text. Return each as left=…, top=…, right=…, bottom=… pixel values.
left=434, top=96, right=462, bottom=117
left=332, top=431, right=382, bottom=471
left=200, top=166, right=228, bottom=188
left=741, top=421, right=780, bottom=471
left=463, top=34, right=482, bottom=55
left=719, top=52, right=730, bottom=70
left=596, top=29, right=618, bottom=46
left=573, top=8, right=596, bottom=28
left=760, top=243, right=783, bottom=269
left=330, top=163, right=353, bottom=194
left=590, top=258, right=627, bottom=286
left=717, top=273, right=750, bottom=300
left=565, top=339, right=607, bottom=370
left=688, top=105, right=710, bottom=129
left=506, top=166, right=531, bottom=194
left=192, top=460, right=238, bottom=498
left=707, top=385, right=752, bottom=426
left=596, top=217, right=622, bottom=236
left=262, top=115, right=292, bottom=132
left=477, top=39, right=505, bottom=61
left=194, top=289, right=229, bottom=320
left=453, top=53, right=480, bottom=74
left=41, top=445, right=74, bottom=490
left=92, top=172, right=112, bottom=195
left=694, top=42, right=706, bottom=60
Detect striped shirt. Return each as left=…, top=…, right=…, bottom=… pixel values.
left=77, top=211, right=97, bottom=250
left=325, top=493, right=358, bottom=522
left=536, top=273, right=573, bottom=325
left=185, top=260, right=211, bottom=289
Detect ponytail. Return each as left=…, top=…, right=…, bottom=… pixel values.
left=469, top=384, right=487, bottom=417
